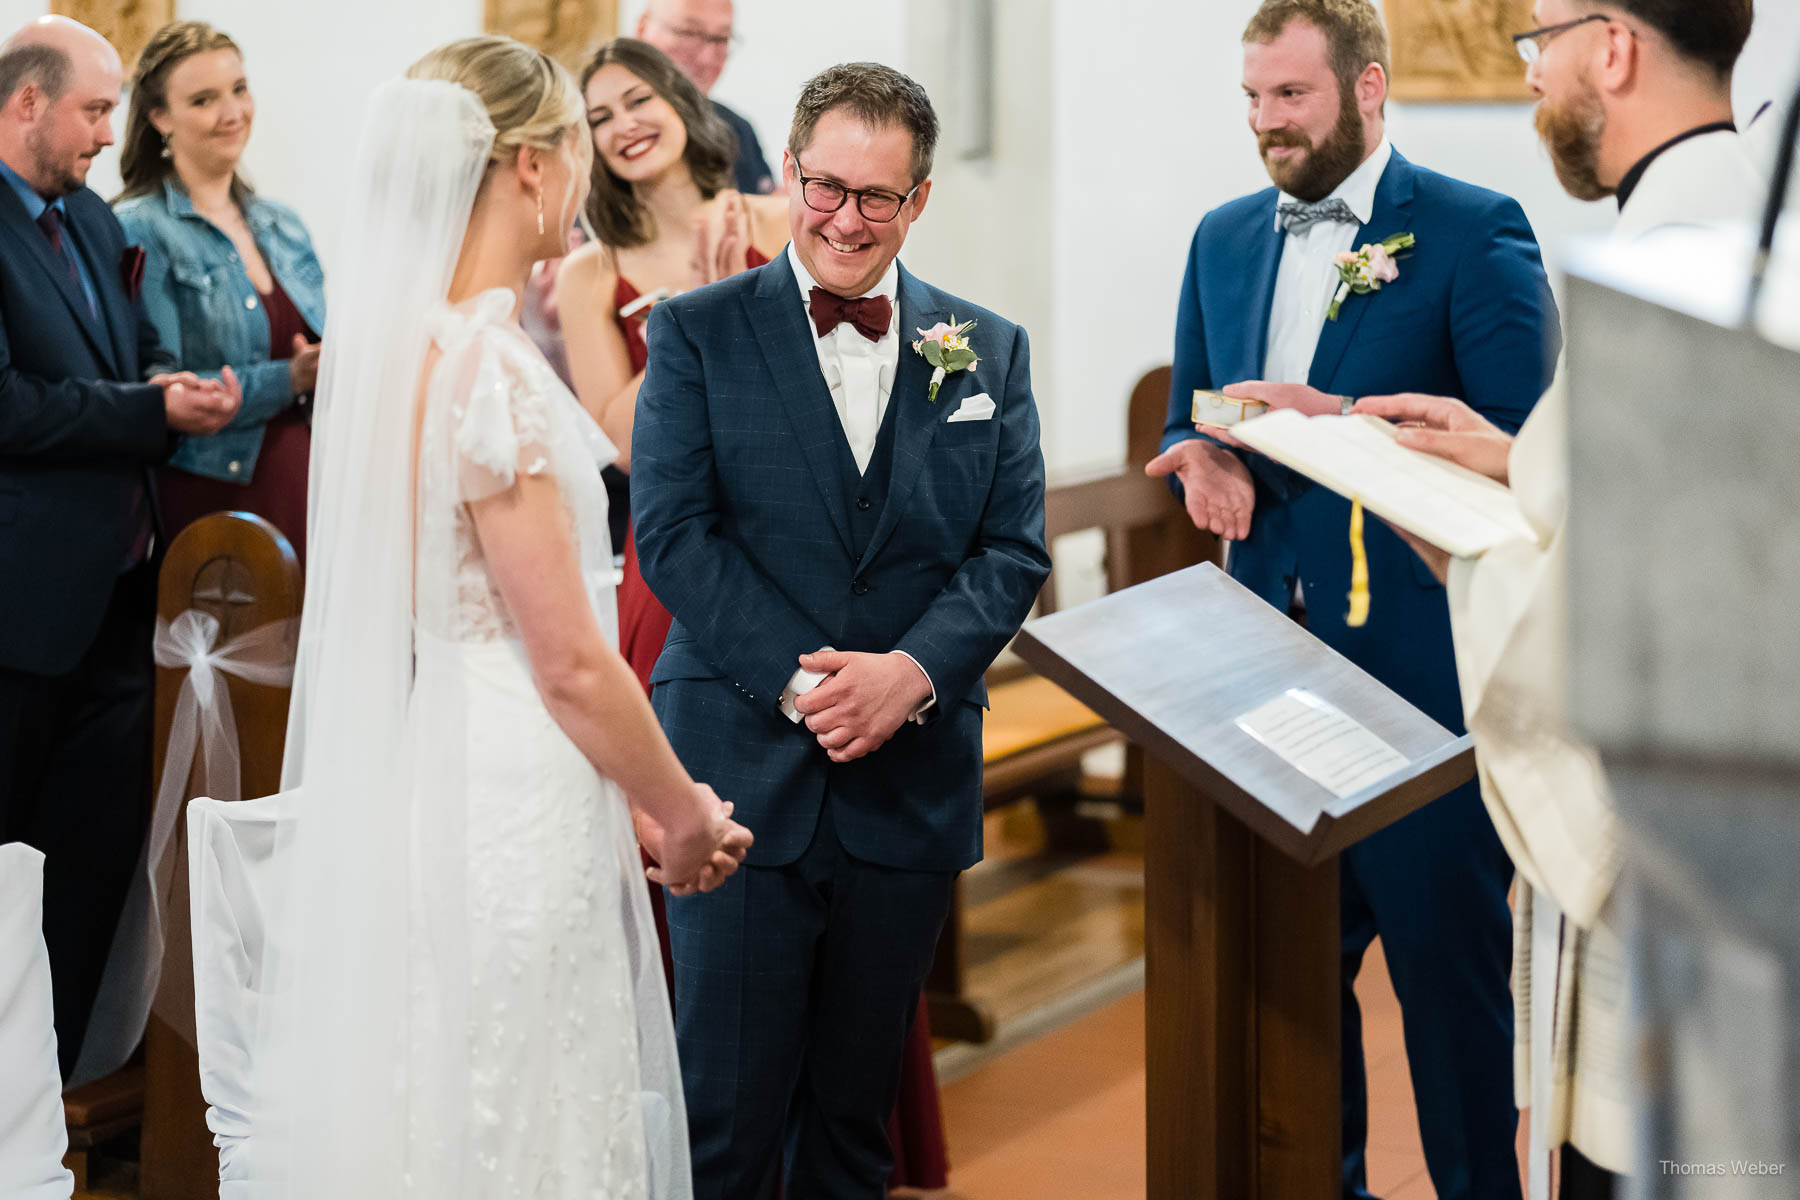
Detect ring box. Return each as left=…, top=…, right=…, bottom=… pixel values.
left=1193, top=390, right=1270, bottom=428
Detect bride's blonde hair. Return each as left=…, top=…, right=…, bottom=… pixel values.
left=407, top=35, right=582, bottom=168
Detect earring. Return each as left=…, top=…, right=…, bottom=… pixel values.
left=535, top=188, right=545, bottom=236
left=160, top=133, right=171, bottom=160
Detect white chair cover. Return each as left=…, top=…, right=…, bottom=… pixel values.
left=187, top=793, right=292, bottom=1199
left=0, top=843, right=74, bottom=1200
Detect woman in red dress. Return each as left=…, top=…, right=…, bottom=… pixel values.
left=556, top=39, right=951, bottom=1194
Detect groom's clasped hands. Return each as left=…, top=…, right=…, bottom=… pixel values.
left=793, top=650, right=935, bottom=764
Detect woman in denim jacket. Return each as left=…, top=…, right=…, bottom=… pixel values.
left=114, top=21, right=324, bottom=562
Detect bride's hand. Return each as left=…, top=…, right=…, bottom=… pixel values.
left=636, top=783, right=753, bottom=895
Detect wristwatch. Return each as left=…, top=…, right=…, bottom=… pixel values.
left=1339, top=394, right=1356, bottom=416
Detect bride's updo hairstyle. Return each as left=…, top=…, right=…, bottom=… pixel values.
left=406, top=35, right=583, bottom=172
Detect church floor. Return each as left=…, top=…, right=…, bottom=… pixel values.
left=899, top=804, right=1537, bottom=1200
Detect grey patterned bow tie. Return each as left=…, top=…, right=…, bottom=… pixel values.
left=1276, top=197, right=1360, bottom=233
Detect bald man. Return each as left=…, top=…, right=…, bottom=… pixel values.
left=0, top=16, right=239, bottom=1077
left=636, top=0, right=774, bottom=194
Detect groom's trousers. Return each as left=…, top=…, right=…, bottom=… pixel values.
left=666, top=799, right=955, bottom=1200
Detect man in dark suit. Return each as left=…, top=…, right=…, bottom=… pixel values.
left=1146, top=2, right=1559, bottom=1198
left=632, top=63, right=1049, bottom=1199
left=635, top=0, right=775, bottom=194
left=0, top=16, right=239, bottom=1077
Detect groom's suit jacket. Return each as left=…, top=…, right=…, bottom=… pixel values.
left=633, top=252, right=1050, bottom=872
left=1161, top=149, right=1559, bottom=729
left=0, top=182, right=173, bottom=678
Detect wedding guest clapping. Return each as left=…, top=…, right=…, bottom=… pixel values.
left=114, top=21, right=324, bottom=562
left=555, top=37, right=785, bottom=694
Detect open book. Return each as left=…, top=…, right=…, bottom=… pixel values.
left=1231, top=411, right=1537, bottom=558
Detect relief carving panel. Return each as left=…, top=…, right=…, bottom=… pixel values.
left=485, top=0, right=618, bottom=70
left=1387, top=0, right=1536, bottom=103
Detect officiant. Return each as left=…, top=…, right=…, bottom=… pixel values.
left=1351, top=2, right=1764, bottom=1195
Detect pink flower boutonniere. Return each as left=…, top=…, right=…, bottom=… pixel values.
left=911, top=317, right=978, bottom=401
left=1328, top=232, right=1415, bottom=321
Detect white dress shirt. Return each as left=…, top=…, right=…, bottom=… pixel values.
left=778, top=246, right=936, bottom=724
left=1263, top=139, right=1393, bottom=385
left=787, top=243, right=899, bottom=474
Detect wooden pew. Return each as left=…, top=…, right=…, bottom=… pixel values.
left=135, top=514, right=299, bottom=1199
left=926, top=367, right=1219, bottom=1042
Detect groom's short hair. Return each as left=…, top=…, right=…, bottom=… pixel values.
left=788, top=62, right=939, bottom=187
left=1243, top=0, right=1390, bottom=96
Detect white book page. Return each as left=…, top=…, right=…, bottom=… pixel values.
left=1232, top=411, right=1538, bottom=558
left=1234, top=688, right=1410, bottom=800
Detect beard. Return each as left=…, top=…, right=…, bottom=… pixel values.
left=1259, top=81, right=1368, bottom=202
left=1535, top=77, right=1612, bottom=202
left=24, top=127, right=85, bottom=197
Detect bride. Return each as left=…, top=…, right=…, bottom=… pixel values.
left=246, top=36, right=750, bottom=1198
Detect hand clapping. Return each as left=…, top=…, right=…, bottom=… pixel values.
left=155, top=365, right=242, bottom=436
left=689, top=191, right=752, bottom=288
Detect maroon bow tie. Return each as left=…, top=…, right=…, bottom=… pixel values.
left=809, top=287, right=891, bottom=341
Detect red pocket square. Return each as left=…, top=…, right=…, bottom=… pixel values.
left=119, top=245, right=145, bottom=302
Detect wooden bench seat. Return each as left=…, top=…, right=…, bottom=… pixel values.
left=982, top=675, right=1113, bottom=803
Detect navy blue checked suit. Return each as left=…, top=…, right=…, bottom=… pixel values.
left=1162, top=150, right=1559, bottom=1200
left=0, top=179, right=175, bottom=1076
left=633, top=251, right=1049, bottom=1198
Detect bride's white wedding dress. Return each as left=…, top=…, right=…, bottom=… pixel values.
left=248, top=78, right=689, bottom=1200
left=405, top=288, right=664, bottom=1196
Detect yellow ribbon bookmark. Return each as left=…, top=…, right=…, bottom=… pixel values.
left=1347, top=497, right=1370, bottom=628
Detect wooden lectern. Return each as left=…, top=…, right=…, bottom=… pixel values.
left=1013, top=563, right=1475, bottom=1198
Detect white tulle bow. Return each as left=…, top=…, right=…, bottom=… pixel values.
left=68, top=610, right=298, bottom=1084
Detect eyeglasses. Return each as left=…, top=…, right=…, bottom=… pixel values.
left=1512, top=13, right=1611, bottom=64
left=792, top=157, right=918, bottom=223
left=650, top=18, right=738, bottom=51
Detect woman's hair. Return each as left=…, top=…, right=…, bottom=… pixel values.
left=408, top=35, right=584, bottom=174
left=117, top=20, right=251, bottom=203
left=577, top=38, right=736, bottom=249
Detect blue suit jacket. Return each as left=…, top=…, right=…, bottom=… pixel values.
left=633, top=253, right=1050, bottom=872
left=1162, top=150, right=1559, bottom=729
left=0, top=183, right=173, bottom=677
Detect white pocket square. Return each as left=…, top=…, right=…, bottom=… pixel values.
left=946, top=393, right=995, bottom=423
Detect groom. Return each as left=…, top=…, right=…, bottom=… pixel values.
left=632, top=63, right=1049, bottom=1199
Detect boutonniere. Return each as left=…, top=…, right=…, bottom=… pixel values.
left=119, top=245, right=146, bottom=303
left=1328, top=233, right=1415, bottom=321
left=911, top=317, right=979, bottom=401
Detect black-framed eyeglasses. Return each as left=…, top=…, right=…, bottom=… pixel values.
left=649, top=17, right=738, bottom=51
left=1512, top=14, right=1611, bottom=64
left=793, top=156, right=918, bottom=223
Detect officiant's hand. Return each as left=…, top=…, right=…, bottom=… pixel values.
left=1145, top=439, right=1255, bottom=541
left=638, top=785, right=753, bottom=896
left=1225, top=380, right=1340, bottom=417
left=793, top=650, right=932, bottom=763
left=1354, top=393, right=1514, bottom=485
left=1384, top=520, right=1452, bottom=584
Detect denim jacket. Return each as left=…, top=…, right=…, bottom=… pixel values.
left=114, top=179, right=326, bottom=483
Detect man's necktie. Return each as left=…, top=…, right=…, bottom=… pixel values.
left=1276, top=197, right=1360, bottom=234
left=809, top=287, right=891, bottom=341
left=35, top=206, right=91, bottom=314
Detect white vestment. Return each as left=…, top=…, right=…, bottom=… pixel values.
left=1445, top=128, right=1764, bottom=1180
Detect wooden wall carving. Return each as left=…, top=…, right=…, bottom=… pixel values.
left=49, top=0, right=174, bottom=70
left=1387, top=0, right=1536, bottom=103
left=485, top=0, right=619, bottom=70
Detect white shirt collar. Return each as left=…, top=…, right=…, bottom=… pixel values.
left=1273, top=137, right=1394, bottom=232
left=788, top=242, right=900, bottom=331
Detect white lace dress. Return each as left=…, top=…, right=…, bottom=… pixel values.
left=402, top=288, right=682, bottom=1198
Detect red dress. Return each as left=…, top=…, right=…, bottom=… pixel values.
left=614, top=253, right=950, bottom=1191
left=158, top=278, right=315, bottom=564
